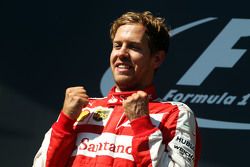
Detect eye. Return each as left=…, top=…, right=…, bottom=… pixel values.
left=113, top=42, right=121, bottom=49
left=129, top=44, right=141, bottom=51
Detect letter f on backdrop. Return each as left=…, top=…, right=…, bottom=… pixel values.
left=177, top=19, right=250, bottom=86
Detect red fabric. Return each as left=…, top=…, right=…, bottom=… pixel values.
left=35, top=85, right=201, bottom=167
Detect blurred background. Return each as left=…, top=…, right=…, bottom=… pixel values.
left=0, top=0, right=249, bottom=166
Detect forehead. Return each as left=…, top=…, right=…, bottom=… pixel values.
left=114, top=24, right=147, bottom=43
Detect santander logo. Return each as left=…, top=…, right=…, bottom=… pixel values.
left=100, top=17, right=250, bottom=130
left=74, top=132, right=134, bottom=160
left=79, top=137, right=132, bottom=154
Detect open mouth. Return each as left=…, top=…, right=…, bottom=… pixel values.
left=115, top=63, right=133, bottom=72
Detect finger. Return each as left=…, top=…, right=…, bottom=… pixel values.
left=73, top=86, right=87, bottom=93
left=66, top=88, right=88, bottom=98
left=68, top=92, right=89, bottom=99
left=66, top=86, right=87, bottom=95
left=131, top=92, right=140, bottom=99
left=76, top=94, right=89, bottom=100
left=136, top=91, right=148, bottom=98
left=124, top=95, right=133, bottom=103
left=69, top=86, right=86, bottom=90
left=71, top=95, right=89, bottom=105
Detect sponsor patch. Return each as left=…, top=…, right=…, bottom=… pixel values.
left=73, top=132, right=134, bottom=161
left=93, top=110, right=110, bottom=121
left=77, top=109, right=90, bottom=122
left=75, top=107, right=113, bottom=126
left=173, top=135, right=195, bottom=163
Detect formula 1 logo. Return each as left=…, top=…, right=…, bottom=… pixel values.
left=175, top=18, right=250, bottom=86
left=100, top=17, right=250, bottom=130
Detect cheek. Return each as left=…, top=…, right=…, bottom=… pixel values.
left=133, top=60, right=146, bottom=72
left=134, top=55, right=150, bottom=66
left=110, top=52, right=115, bottom=64
left=131, top=52, right=144, bottom=62
left=135, top=58, right=153, bottom=72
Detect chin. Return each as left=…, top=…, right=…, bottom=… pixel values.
left=114, top=75, right=133, bottom=82
left=114, top=78, right=135, bottom=91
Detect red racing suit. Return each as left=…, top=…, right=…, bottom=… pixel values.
left=33, top=85, right=201, bottom=167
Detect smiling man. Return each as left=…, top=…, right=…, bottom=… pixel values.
left=110, top=23, right=161, bottom=91
left=33, top=11, right=201, bottom=167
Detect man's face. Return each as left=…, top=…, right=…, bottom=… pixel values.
left=110, top=24, right=157, bottom=91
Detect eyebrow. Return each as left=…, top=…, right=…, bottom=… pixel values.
left=113, top=40, right=142, bottom=45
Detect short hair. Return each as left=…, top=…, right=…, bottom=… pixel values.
left=110, top=11, right=170, bottom=54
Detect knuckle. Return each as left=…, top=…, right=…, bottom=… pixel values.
left=67, top=92, right=73, bottom=97
left=82, top=89, right=87, bottom=94
left=139, top=92, right=148, bottom=100
left=123, top=100, right=128, bottom=105
left=123, top=99, right=129, bottom=106
left=132, top=93, right=139, bottom=99
left=126, top=96, right=132, bottom=101
left=142, top=93, right=148, bottom=99
left=139, top=91, right=147, bottom=96
left=83, top=94, right=89, bottom=98
left=66, top=87, right=72, bottom=94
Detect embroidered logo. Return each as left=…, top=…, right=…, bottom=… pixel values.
left=77, top=109, right=90, bottom=122
left=93, top=110, right=110, bottom=121
left=108, top=96, right=118, bottom=104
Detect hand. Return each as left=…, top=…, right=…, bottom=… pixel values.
left=62, top=86, right=89, bottom=120
left=123, top=91, right=149, bottom=121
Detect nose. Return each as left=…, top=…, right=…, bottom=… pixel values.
left=116, top=46, right=129, bottom=59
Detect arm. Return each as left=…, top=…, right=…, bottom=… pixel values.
left=130, top=103, right=200, bottom=167
left=33, top=86, right=89, bottom=167
left=33, top=112, right=77, bottom=167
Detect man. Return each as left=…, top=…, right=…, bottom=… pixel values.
left=33, top=11, right=201, bottom=167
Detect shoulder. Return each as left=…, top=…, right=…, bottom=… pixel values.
left=152, top=99, right=194, bottom=115
left=152, top=100, right=196, bottom=128
left=155, top=101, right=198, bottom=140
left=169, top=101, right=194, bottom=114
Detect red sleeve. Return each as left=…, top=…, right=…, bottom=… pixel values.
left=130, top=102, right=201, bottom=167
left=46, top=112, right=77, bottom=167
left=130, top=115, right=158, bottom=166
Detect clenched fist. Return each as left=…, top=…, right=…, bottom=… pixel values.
left=62, top=86, right=89, bottom=120
left=123, top=91, right=149, bottom=121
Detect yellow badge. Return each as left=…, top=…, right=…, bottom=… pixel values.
left=77, top=109, right=90, bottom=122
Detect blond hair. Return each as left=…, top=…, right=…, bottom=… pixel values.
left=110, top=11, right=170, bottom=54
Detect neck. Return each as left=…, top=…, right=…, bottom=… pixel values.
left=115, top=83, right=153, bottom=92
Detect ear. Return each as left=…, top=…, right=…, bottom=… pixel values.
left=152, top=50, right=166, bottom=70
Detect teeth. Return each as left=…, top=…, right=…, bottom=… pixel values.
left=118, top=64, right=129, bottom=69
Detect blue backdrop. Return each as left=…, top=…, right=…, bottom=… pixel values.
left=0, top=1, right=249, bottom=166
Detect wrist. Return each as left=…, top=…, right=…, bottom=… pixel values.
left=62, top=108, right=81, bottom=120
left=53, top=111, right=76, bottom=132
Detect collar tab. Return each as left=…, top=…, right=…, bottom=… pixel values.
left=107, top=85, right=157, bottom=106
